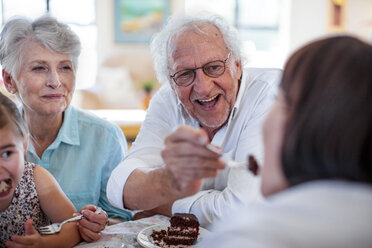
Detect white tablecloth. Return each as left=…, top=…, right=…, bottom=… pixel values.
left=74, top=215, right=169, bottom=248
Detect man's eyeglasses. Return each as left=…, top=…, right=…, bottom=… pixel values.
left=169, top=51, right=231, bottom=87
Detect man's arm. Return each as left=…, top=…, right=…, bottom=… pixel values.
left=123, top=167, right=180, bottom=210
left=123, top=126, right=225, bottom=211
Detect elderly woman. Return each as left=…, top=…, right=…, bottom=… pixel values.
left=0, top=15, right=131, bottom=242
left=201, top=36, right=372, bottom=247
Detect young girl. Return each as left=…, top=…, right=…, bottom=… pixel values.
left=0, top=92, right=81, bottom=247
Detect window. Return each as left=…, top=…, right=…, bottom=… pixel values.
left=185, top=0, right=290, bottom=68
left=0, top=0, right=97, bottom=89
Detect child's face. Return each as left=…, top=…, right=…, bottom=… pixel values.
left=0, top=124, right=25, bottom=211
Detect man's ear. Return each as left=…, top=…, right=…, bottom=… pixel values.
left=169, top=77, right=178, bottom=94
left=2, top=69, right=17, bottom=94
left=234, top=59, right=243, bottom=80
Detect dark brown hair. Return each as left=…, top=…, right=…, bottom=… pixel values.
left=0, top=92, right=27, bottom=139
left=280, top=36, right=372, bottom=185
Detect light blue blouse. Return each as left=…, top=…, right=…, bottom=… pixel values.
left=27, top=106, right=131, bottom=221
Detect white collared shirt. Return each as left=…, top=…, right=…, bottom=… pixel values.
left=107, top=67, right=281, bottom=227
left=201, top=181, right=372, bottom=247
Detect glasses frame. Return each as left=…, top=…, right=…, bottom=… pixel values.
left=169, top=51, right=232, bottom=87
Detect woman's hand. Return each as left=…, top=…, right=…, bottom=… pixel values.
left=76, top=205, right=108, bottom=242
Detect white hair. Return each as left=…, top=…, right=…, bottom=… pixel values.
left=150, top=13, right=243, bottom=84
left=0, top=14, right=81, bottom=79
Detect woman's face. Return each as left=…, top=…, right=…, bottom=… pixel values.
left=260, top=91, right=289, bottom=197
left=0, top=124, right=25, bottom=211
left=10, top=40, right=75, bottom=116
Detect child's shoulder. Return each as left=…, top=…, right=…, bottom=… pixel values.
left=25, top=161, right=45, bottom=176
left=32, top=163, right=59, bottom=194
left=32, top=163, right=52, bottom=179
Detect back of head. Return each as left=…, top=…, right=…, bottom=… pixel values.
left=150, top=12, right=242, bottom=84
left=0, top=92, right=27, bottom=139
left=0, top=14, right=81, bottom=78
left=280, top=35, right=372, bottom=185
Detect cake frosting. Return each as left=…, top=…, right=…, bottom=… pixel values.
left=151, top=213, right=200, bottom=246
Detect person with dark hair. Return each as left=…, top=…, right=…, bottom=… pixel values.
left=201, top=35, right=372, bottom=247
left=0, top=92, right=81, bottom=247
left=0, top=15, right=131, bottom=242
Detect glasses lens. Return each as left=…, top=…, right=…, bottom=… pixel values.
left=174, top=69, right=194, bottom=86
left=203, top=61, right=225, bottom=78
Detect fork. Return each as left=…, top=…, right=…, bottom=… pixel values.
left=38, top=207, right=102, bottom=235
left=205, top=144, right=247, bottom=169
left=205, top=143, right=262, bottom=174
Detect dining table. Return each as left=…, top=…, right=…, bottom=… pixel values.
left=74, top=214, right=170, bottom=248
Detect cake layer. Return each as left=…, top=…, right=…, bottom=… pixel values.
left=164, top=235, right=197, bottom=246
left=170, top=213, right=199, bottom=228
left=151, top=229, right=166, bottom=242
left=168, top=228, right=198, bottom=237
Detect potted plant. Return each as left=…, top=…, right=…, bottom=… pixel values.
left=142, top=80, right=155, bottom=109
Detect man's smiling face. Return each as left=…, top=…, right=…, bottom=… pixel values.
left=168, top=23, right=242, bottom=135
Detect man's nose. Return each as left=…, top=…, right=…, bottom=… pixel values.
left=193, top=69, right=213, bottom=94
left=46, top=70, right=61, bottom=89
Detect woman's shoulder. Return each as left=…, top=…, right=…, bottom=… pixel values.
left=71, top=106, right=122, bottom=134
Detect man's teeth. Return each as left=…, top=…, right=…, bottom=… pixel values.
left=0, top=179, right=11, bottom=193
left=199, top=95, right=217, bottom=103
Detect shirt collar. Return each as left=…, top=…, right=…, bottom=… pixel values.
left=228, top=71, right=246, bottom=122
left=20, top=105, right=80, bottom=147
left=57, top=106, right=80, bottom=146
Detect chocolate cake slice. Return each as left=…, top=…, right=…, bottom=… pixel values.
left=150, top=213, right=200, bottom=246
left=164, top=213, right=200, bottom=246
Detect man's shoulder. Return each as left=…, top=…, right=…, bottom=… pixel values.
left=149, top=84, right=179, bottom=110
left=244, top=67, right=282, bottom=85
left=155, top=84, right=176, bottom=99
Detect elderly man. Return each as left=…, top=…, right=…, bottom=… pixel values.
left=107, top=14, right=281, bottom=227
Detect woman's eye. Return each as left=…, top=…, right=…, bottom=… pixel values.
left=32, top=66, right=46, bottom=71
left=1, top=151, right=12, bottom=158
left=61, top=65, right=72, bottom=71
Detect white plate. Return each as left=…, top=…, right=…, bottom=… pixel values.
left=74, top=240, right=125, bottom=248
left=137, top=223, right=209, bottom=248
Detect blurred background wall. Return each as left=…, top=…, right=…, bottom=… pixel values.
left=1, top=0, right=371, bottom=110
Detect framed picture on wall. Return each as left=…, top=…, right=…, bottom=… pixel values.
left=328, top=0, right=346, bottom=31
left=114, top=0, right=170, bottom=43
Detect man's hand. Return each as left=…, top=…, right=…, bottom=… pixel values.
left=77, top=205, right=108, bottom=242
left=132, top=202, right=173, bottom=220
left=162, top=126, right=226, bottom=196
left=5, top=219, right=45, bottom=248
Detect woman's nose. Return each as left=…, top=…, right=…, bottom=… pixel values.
left=46, top=71, right=61, bottom=89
